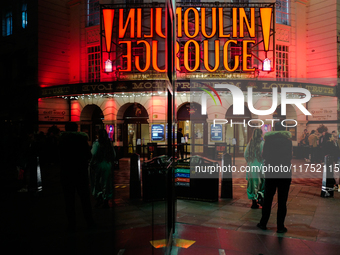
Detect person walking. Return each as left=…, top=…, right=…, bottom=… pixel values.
left=244, top=128, right=265, bottom=209
left=90, top=129, right=115, bottom=208
left=257, top=121, right=292, bottom=233
left=58, top=122, right=94, bottom=232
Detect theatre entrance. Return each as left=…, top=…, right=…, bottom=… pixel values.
left=177, top=102, right=207, bottom=156
left=80, top=104, right=104, bottom=145
left=225, top=105, right=253, bottom=157
left=121, top=103, right=149, bottom=156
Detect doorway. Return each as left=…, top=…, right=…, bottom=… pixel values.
left=177, top=102, right=207, bottom=155
left=121, top=103, right=149, bottom=156
left=225, top=105, right=253, bottom=156
left=80, top=104, right=104, bottom=144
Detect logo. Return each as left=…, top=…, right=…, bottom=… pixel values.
left=200, top=84, right=222, bottom=115
left=201, top=84, right=312, bottom=116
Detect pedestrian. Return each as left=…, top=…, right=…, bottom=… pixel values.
left=177, top=128, right=184, bottom=159
left=244, top=128, right=265, bottom=209
left=257, top=121, right=292, bottom=233
left=58, top=122, right=94, bottom=232
left=308, top=130, right=318, bottom=163
left=90, top=129, right=115, bottom=208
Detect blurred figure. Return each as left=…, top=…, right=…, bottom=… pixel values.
left=59, top=122, right=94, bottom=232
left=257, top=122, right=292, bottom=233
left=308, top=130, right=318, bottom=163
left=177, top=128, right=184, bottom=159
left=244, top=128, right=265, bottom=209
left=90, top=129, right=115, bottom=208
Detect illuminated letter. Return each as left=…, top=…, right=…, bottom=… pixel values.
left=152, top=41, right=166, bottom=72
left=242, top=40, right=255, bottom=71
left=176, top=41, right=180, bottom=71
left=137, top=8, right=142, bottom=38
left=119, top=9, right=135, bottom=38
left=202, top=8, right=216, bottom=38
left=184, top=8, right=199, bottom=38
left=103, top=9, right=114, bottom=52
left=281, top=88, right=312, bottom=115
left=176, top=7, right=182, bottom=38
left=144, top=8, right=153, bottom=38
left=260, top=8, right=272, bottom=51
left=155, top=8, right=166, bottom=38
left=232, top=8, right=237, bottom=38
left=184, top=40, right=200, bottom=72
left=239, top=8, right=255, bottom=38
left=204, top=40, right=220, bottom=72
left=135, top=40, right=151, bottom=72
left=218, top=8, right=230, bottom=38
left=118, top=41, right=131, bottom=71
left=223, top=40, right=239, bottom=72
left=247, top=87, right=278, bottom=115
left=214, top=84, right=244, bottom=115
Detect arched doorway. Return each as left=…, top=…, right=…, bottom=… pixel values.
left=80, top=104, right=104, bottom=144
left=177, top=102, right=207, bottom=155
left=273, top=104, right=297, bottom=141
left=225, top=105, right=252, bottom=156
left=118, top=103, right=149, bottom=155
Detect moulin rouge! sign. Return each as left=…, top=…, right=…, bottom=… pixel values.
left=101, top=6, right=273, bottom=73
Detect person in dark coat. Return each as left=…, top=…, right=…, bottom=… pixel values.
left=58, top=122, right=94, bottom=232
left=177, top=128, right=184, bottom=159
left=257, top=121, right=292, bottom=233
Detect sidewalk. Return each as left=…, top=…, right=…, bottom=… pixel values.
left=2, top=158, right=340, bottom=254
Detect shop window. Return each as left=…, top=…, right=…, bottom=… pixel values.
left=22, top=3, right=27, bottom=29
left=87, top=0, right=99, bottom=27
left=2, top=9, right=12, bottom=36
left=88, top=46, right=101, bottom=82
left=276, top=0, right=290, bottom=26
left=276, top=44, right=289, bottom=78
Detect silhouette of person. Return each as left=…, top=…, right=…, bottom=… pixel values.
left=257, top=121, right=292, bottom=233
left=177, top=128, right=184, bottom=159
left=58, top=122, right=94, bottom=232
left=90, top=129, right=115, bottom=208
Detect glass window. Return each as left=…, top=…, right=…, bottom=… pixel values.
left=276, top=44, right=289, bottom=78
left=87, top=0, right=100, bottom=27
left=22, top=3, right=27, bottom=29
left=88, top=46, right=101, bottom=82
left=2, top=9, right=12, bottom=36
left=276, top=0, right=290, bottom=25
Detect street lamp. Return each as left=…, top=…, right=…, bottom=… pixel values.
left=262, top=58, right=271, bottom=71
left=104, top=59, right=113, bottom=73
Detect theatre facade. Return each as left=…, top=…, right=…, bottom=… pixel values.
left=36, top=0, right=339, bottom=156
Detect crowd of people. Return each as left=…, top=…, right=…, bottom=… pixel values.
left=244, top=123, right=340, bottom=234
left=2, top=122, right=116, bottom=232
left=299, top=126, right=340, bottom=164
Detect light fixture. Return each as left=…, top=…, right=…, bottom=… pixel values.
left=262, top=58, right=271, bottom=71
left=104, top=59, right=113, bottom=73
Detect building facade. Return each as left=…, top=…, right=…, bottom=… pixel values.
left=1, top=0, right=339, bottom=156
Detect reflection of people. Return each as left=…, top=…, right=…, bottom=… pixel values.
left=244, top=128, right=265, bottom=209
left=59, top=122, right=94, bottom=232
left=91, top=129, right=116, bottom=208
left=308, top=130, right=318, bottom=163
left=177, top=128, right=184, bottom=159
left=257, top=121, right=292, bottom=233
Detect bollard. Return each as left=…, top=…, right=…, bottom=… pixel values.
left=321, top=155, right=336, bottom=198
left=130, top=153, right=141, bottom=199
left=221, top=153, right=233, bottom=198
